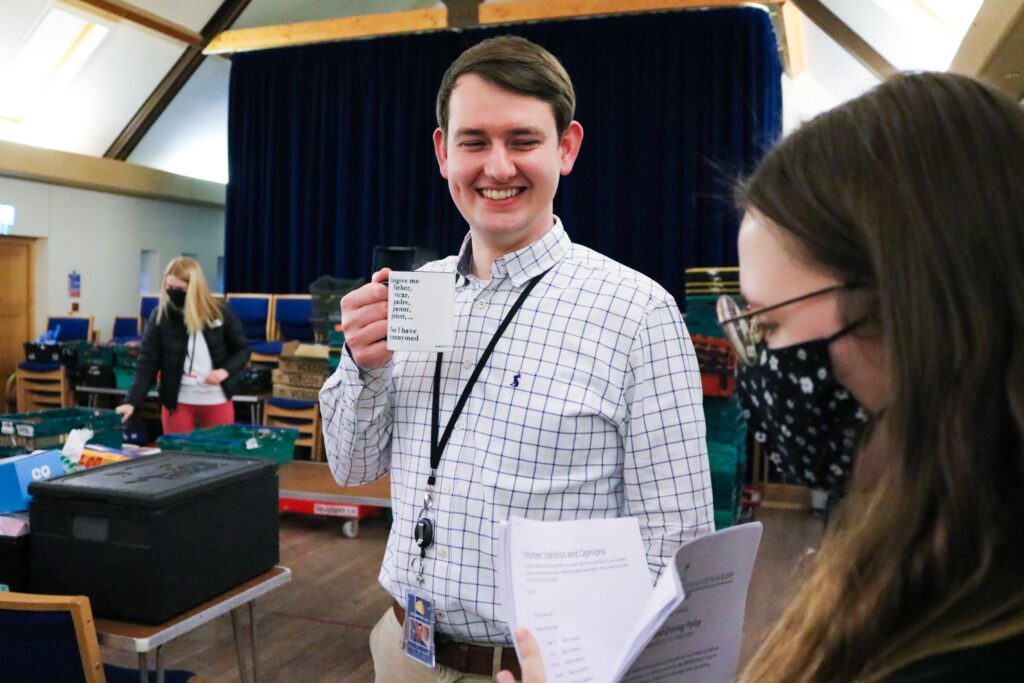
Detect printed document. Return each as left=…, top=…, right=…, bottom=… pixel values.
left=497, top=517, right=763, bottom=683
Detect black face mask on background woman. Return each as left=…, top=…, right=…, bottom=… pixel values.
left=735, top=326, right=871, bottom=492
left=166, top=287, right=187, bottom=308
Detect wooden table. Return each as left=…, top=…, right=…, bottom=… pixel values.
left=95, top=566, right=291, bottom=683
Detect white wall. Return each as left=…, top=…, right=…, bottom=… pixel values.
left=0, top=174, right=224, bottom=341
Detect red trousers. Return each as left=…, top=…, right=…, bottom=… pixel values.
left=161, top=401, right=235, bottom=434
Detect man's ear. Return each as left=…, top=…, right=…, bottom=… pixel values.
left=559, top=121, right=584, bottom=176
left=433, top=127, right=449, bottom=179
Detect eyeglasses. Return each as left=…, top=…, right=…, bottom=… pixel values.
left=716, top=284, right=847, bottom=366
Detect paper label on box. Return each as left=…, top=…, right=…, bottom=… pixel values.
left=386, top=271, right=456, bottom=352
left=246, top=438, right=259, bottom=450
left=1, top=422, right=12, bottom=435
left=15, top=425, right=33, bottom=437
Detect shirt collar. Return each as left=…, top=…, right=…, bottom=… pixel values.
left=455, top=217, right=571, bottom=288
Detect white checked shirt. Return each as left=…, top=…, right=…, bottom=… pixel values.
left=321, top=220, right=713, bottom=645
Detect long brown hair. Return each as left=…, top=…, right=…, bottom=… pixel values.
left=740, top=73, right=1024, bottom=681
left=157, top=257, right=222, bottom=334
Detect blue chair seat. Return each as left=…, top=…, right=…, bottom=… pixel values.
left=267, top=397, right=316, bottom=410
left=251, top=341, right=283, bottom=355
left=17, top=361, right=63, bottom=372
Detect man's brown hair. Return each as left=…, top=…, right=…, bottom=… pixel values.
left=436, top=35, right=576, bottom=138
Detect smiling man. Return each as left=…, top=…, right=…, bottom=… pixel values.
left=320, top=35, right=713, bottom=682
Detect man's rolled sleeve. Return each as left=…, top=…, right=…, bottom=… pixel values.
left=319, top=346, right=394, bottom=486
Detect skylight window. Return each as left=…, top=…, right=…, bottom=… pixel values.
left=0, top=5, right=109, bottom=128
left=866, top=0, right=983, bottom=70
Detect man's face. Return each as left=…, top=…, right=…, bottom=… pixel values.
left=434, top=73, right=583, bottom=253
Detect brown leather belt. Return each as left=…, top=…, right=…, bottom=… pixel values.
left=392, top=601, right=522, bottom=678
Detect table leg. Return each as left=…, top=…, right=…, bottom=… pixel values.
left=249, top=601, right=260, bottom=683
left=138, top=652, right=148, bottom=683
left=156, top=645, right=165, bottom=683
left=231, top=607, right=252, bottom=683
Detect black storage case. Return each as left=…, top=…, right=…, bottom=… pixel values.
left=0, top=534, right=30, bottom=592
left=28, top=452, right=279, bottom=623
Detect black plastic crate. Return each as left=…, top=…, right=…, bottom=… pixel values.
left=28, top=452, right=279, bottom=623
left=23, top=342, right=61, bottom=364
left=24, top=341, right=89, bottom=366
left=236, top=365, right=272, bottom=394
left=74, top=364, right=116, bottom=388
left=0, top=534, right=30, bottom=592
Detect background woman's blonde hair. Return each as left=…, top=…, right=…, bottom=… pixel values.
left=157, top=257, right=222, bottom=334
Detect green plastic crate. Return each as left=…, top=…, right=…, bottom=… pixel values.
left=714, top=508, right=737, bottom=530
left=157, top=424, right=298, bottom=463
left=112, top=345, right=141, bottom=369
left=0, top=408, right=123, bottom=450
left=77, top=345, right=115, bottom=367
left=1, top=408, right=121, bottom=439
left=113, top=367, right=135, bottom=390
left=0, top=445, right=30, bottom=459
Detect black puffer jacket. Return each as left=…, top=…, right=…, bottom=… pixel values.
left=125, top=303, right=250, bottom=411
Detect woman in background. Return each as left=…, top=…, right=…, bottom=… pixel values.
left=116, top=257, right=250, bottom=434
left=500, top=72, right=1024, bottom=682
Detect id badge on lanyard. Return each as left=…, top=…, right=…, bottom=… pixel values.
left=403, top=591, right=436, bottom=667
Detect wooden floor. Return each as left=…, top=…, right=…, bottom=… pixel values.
left=101, top=508, right=824, bottom=682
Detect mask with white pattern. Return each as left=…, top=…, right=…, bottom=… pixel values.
left=735, top=325, right=871, bottom=492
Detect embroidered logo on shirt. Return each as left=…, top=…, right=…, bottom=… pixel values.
left=510, top=373, right=521, bottom=388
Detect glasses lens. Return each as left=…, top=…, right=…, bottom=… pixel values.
left=716, top=296, right=754, bottom=366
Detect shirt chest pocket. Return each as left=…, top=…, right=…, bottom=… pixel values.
left=476, top=355, right=621, bottom=449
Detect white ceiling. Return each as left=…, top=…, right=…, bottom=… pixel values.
left=0, top=0, right=994, bottom=184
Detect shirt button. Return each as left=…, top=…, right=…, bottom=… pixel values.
left=454, top=420, right=464, bottom=431
left=436, top=610, right=446, bottom=622
left=437, top=548, right=448, bottom=560
left=463, top=359, right=474, bottom=370
left=475, top=299, right=487, bottom=310
left=442, top=483, right=452, bottom=494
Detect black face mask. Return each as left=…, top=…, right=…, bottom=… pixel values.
left=166, top=287, right=187, bottom=308
left=735, top=327, right=871, bottom=492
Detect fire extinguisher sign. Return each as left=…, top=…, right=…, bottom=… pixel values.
left=68, top=270, right=81, bottom=298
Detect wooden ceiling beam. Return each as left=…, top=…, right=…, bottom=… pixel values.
left=443, top=0, right=483, bottom=30
left=950, top=0, right=1024, bottom=101
left=72, top=0, right=204, bottom=47
left=204, top=8, right=448, bottom=55
left=479, top=0, right=779, bottom=25
left=205, top=0, right=781, bottom=55
left=104, top=0, right=252, bottom=161
left=787, top=0, right=897, bottom=80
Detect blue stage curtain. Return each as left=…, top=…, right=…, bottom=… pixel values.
left=225, top=7, right=782, bottom=300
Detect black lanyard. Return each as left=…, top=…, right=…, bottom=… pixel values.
left=426, top=268, right=550, bottom=486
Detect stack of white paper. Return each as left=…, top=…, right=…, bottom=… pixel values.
left=497, top=518, right=763, bottom=683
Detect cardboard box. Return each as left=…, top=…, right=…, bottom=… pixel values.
left=0, top=450, right=66, bottom=514
left=279, top=340, right=330, bottom=359
left=272, top=383, right=320, bottom=401
left=272, top=368, right=326, bottom=389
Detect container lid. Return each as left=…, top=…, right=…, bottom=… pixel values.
left=27, top=452, right=277, bottom=508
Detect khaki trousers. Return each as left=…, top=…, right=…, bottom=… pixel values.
left=369, top=608, right=518, bottom=683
